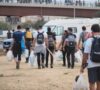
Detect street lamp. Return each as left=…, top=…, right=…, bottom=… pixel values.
left=73, top=0, right=76, bottom=19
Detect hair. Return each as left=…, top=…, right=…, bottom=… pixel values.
left=38, top=25, right=42, bottom=29
left=68, top=28, right=72, bottom=32
left=91, top=24, right=100, bottom=32
left=26, top=27, right=30, bottom=31
left=47, top=27, right=51, bottom=32
left=17, top=25, right=21, bottom=29
left=82, top=26, right=86, bottom=31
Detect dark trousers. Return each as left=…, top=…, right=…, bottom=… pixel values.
left=46, top=46, right=54, bottom=67
left=37, top=53, right=44, bottom=68
left=62, top=49, right=67, bottom=66
left=66, top=47, right=75, bottom=68
left=25, top=40, right=31, bottom=62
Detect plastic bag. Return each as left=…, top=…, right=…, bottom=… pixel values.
left=29, top=51, right=37, bottom=67
left=54, top=50, right=63, bottom=61
left=75, top=50, right=82, bottom=63
left=73, top=74, right=88, bottom=90
left=6, top=50, right=14, bottom=61
left=23, top=49, right=29, bottom=58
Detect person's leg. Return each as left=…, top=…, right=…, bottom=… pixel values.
left=41, top=53, right=45, bottom=68
left=97, top=67, right=100, bottom=90
left=50, top=47, right=54, bottom=68
left=71, top=49, right=75, bottom=69
left=97, top=82, right=100, bottom=90
left=88, top=67, right=97, bottom=90
left=62, top=50, right=66, bottom=66
left=66, top=49, right=71, bottom=68
left=46, top=49, right=49, bottom=67
left=37, top=53, right=41, bottom=69
left=89, top=83, right=96, bottom=90
left=25, top=41, right=31, bottom=63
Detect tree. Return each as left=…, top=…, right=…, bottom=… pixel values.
left=0, top=22, right=12, bottom=30
left=95, top=11, right=100, bottom=17
left=21, top=19, right=46, bottom=30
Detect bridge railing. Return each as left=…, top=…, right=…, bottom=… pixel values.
left=0, top=0, right=100, bottom=8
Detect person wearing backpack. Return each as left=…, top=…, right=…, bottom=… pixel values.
left=78, top=26, right=92, bottom=52
left=33, top=26, right=48, bottom=69
left=80, top=24, right=100, bottom=90
left=58, top=30, right=69, bottom=66
left=45, top=27, right=56, bottom=68
left=24, top=27, right=33, bottom=63
left=63, top=28, right=76, bottom=69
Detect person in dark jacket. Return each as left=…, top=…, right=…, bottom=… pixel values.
left=12, top=25, right=24, bottom=69
left=58, top=30, right=69, bottom=66
left=46, top=27, right=56, bottom=68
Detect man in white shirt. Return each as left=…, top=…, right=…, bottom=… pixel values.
left=80, top=24, right=100, bottom=90
left=33, top=26, right=48, bottom=69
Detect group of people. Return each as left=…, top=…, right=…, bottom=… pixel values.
left=7, top=23, right=100, bottom=90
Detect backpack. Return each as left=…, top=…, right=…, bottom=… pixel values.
left=67, top=34, right=76, bottom=48
left=48, top=34, right=55, bottom=47
left=37, top=32, right=44, bottom=44
left=25, top=31, right=32, bottom=39
left=90, top=37, right=100, bottom=63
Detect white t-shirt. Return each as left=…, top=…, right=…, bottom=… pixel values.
left=33, top=30, right=47, bottom=46
left=84, top=38, right=100, bottom=68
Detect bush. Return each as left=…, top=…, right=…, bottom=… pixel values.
left=21, top=19, right=46, bottom=30
left=95, top=11, right=100, bottom=17
left=0, top=22, right=12, bottom=30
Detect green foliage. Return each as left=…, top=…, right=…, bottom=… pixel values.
left=21, top=19, right=46, bottom=30
left=33, top=19, right=46, bottom=29
left=0, top=22, right=12, bottom=30
left=95, top=11, right=100, bottom=17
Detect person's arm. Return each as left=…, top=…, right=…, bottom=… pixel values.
left=58, top=40, right=63, bottom=50
left=78, top=33, right=82, bottom=49
left=63, top=39, right=67, bottom=51
left=80, top=39, right=91, bottom=73
left=44, top=33, right=48, bottom=47
left=80, top=53, right=88, bottom=73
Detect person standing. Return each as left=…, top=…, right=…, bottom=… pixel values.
left=80, top=24, right=100, bottom=90
left=12, top=25, right=24, bottom=69
left=33, top=26, right=48, bottom=69
left=78, top=26, right=92, bottom=52
left=24, top=27, right=33, bottom=63
left=58, top=30, right=69, bottom=66
left=63, top=28, right=76, bottom=69
left=45, top=27, right=56, bottom=68
left=7, top=30, right=12, bottom=39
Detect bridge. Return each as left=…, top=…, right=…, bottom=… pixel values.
left=0, top=1, right=100, bottom=18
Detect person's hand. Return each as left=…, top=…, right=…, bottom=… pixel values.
left=80, top=67, right=84, bottom=73
left=63, top=47, right=65, bottom=51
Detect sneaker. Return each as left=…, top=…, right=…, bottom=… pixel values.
left=38, top=66, right=41, bottom=69
left=16, top=63, right=19, bottom=69
left=51, top=65, right=53, bottom=68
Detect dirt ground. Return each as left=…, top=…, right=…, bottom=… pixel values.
left=0, top=55, right=89, bottom=90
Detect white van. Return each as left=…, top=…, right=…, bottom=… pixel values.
left=42, top=18, right=100, bottom=44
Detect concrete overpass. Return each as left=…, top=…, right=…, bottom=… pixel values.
left=0, top=3, right=100, bottom=18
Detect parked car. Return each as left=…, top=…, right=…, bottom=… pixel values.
left=3, top=38, right=13, bottom=52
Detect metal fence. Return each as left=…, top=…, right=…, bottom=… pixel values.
left=0, top=0, right=100, bottom=8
